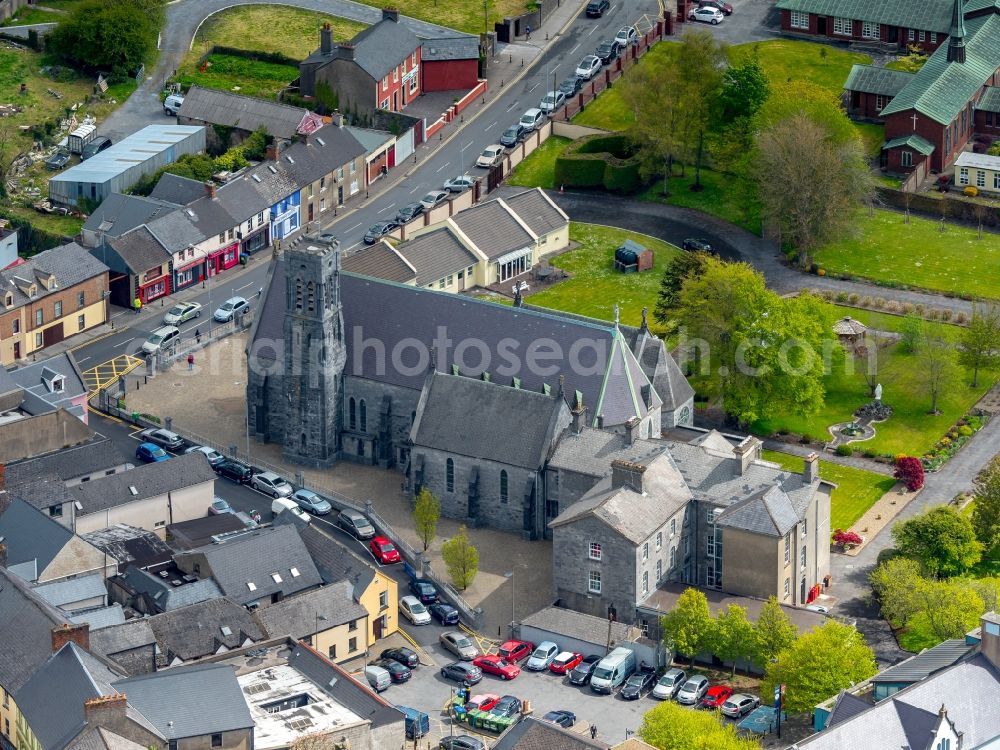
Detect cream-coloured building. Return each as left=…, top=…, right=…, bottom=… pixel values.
left=954, top=151, right=1000, bottom=194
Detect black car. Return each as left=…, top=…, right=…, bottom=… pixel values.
left=45, top=149, right=71, bottom=170
left=439, top=736, right=484, bottom=750
left=429, top=602, right=460, bottom=625
left=682, top=237, right=713, bottom=252
left=620, top=670, right=657, bottom=700
left=586, top=0, right=610, bottom=16
left=567, top=654, right=602, bottom=685
left=596, top=39, right=622, bottom=64
left=500, top=123, right=528, bottom=148
left=364, top=220, right=400, bottom=245
left=558, top=76, right=583, bottom=98
left=409, top=578, right=439, bottom=604
left=440, top=661, right=482, bottom=685
left=396, top=202, right=424, bottom=223
left=490, top=695, right=522, bottom=719
left=215, top=459, right=253, bottom=484
left=81, top=136, right=112, bottom=160
left=381, top=647, right=419, bottom=668
left=374, top=658, right=412, bottom=683
left=541, top=710, right=576, bottom=728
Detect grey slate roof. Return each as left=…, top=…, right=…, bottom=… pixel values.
left=344, top=125, right=394, bottom=153
left=520, top=606, right=637, bottom=649
left=146, top=597, right=266, bottom=661
left=0, top=565, right=70, bottom=693
left=81, top=193, right=179, bottom=238
left=6, top=352, right=88, bottom=416
left=273, top=124, right=367, bottom=188
left=149, top=172, right=206, bottom=206
left=0, top=496, right=75, bottom=580
left=104, top=226, right=169, bottom=274
left=297, top=524, right=377, bottom=596
left=411, top=369, right=568, bottom=470
left=68, top=728, right=149, bottom=750
left=115, top=565, right=223, bottom=611
left=254, top=580, right=367, bottom=639
left=492, top=717, right=609, bottom=750
left=348, top=18, right=421, bottom=81
left=0, top=243, right=108, bottom=311
left=6, top=437, right=128, bottom=486
left=165, top=513, right=249, bottom=550
left=89, top=617, right=157, bottom=656
left=395, top=227, right=477, bottom=285
left=549, top=429, right=662, bottom=478
left=32, top=572, right=107, bottom=609
left=825, top=690, right=872, bottom=728
left=421, top=36, right=481, bottom=61
left=71, top=452, right=217, bottom=515
left=451, top=198, right=536, bottom=260
left=715, top=484, right=800, bottom=537
left=978, top=86, right=1000, bottom=113
left=7, top=473, right=75, bottom=513
left=774, top=0, right=955, bottom=32
left=80, top=525, right=173, bottom=570
left=69, top=604, right=127, bottom=631
left=843, top=64, right=916, bottom=96
left=113, top=662, right=255, bottom=740
left=628, top=328, right=694, bottom=413
left=174, top=524, right=322, bottom=605
left=872, top=639, right=975, bottom=684
left=502, top=189, right=568, bottom=236
left=147, top=199, right=224, bottom=252
left=342, top=241, right=417, bottom=284
left=178, top=85, right=309, bottom=139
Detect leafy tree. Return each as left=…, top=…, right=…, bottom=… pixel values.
left=869, top=557, right=923, bottom=625
left=48, top=0, right=164, bottom=77
left=675, top=29, right=727, bottom=189
left=914, top=578, right=985, bottom=640
left=719, top=52, right=770, bottom=122
left=441, top=525, right=478, bottom=590
left=959, top=304, right=1000, bottom=387
left=917, top=333, right=960, bottom=414
left=894, top=456, right=925, bottom=492
left=972, top=455, right=1000, bottom=559
left=968, top=577, right=1000, bottom=612
left=653, top=250, right=712, bottom=326
left=892, top=506, right=982, bottom=578
left=712, top=604, right=755, bottom=677
left=899, top=314, right=924, bottom=353
left=660, top=587, right=713, bottom=667
left=762, top=621, right=877, bottom=715
left=412, top=487, right=440, bottom=552
left=752, top=596, right=798, bottom=665
left=638, top=700, right=759, bottom=750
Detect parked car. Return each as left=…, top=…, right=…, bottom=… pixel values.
left=291, top=489, right=332, bottom=515
left=135, top=442, right=170, bottom=463
left=475, top=145, right=505, bottom=168
left=473, top=655, right=521, bottom=680
left=596, top=39, right=622, bottom=64
left=539, top=90, right=566, bottom=114
left=365, top=665, right=391, bottom=692
left=396, top=202, right=424, bottom=223
left=525, top=641, right=559, bottom=671
left=465, top=694, right=500, bottom=712
left=439, top=736, right=484, bottom=750
left=381, top=647, right=420, bottom=668
left=490, top=695, right=522, bottom=718
left=208, top=497, right=234, bottom=515
left=700, top=685, right=734, bottom=710
left=498, top=640, right=534, bottom=664
left=620, top=670, right=656, bottom=700
left=430, top=602, right=460, bottom=625
left=443, top=174, right=475, bottom=192
left=271, top=497, right=311, bottom=524
left=699, top=0, right=734, bottom=15
left=399, top=595, right=432, bottom=625
left=500, top=124, right=528, bottom=148
left=163, top=93, right=185, bottom=115
left=558, top=76, right=584, bottom=97
left=540, top=710, right=575, bottom=728
left=420, top=190, right=450, bottom=210
left=81, top=136, right=112, bottom=160
left=440, top=661, right=482, bottom=685
left=567, top=654, right=602, bottom=685
left=721, top=693, right=761, bottom=718
left=141, top=325, right=180, bottom=355
left=549, top=652, right=583, bottom=675
left=213, top=296, right=248, bottom=322
left=519, top=108, right=546, bottom=131
left=689, top=5, right=724, bottom=23
left=374, top=658, right=412, bottom=683
left=250, top=471, right=293, bottom=498
left=45, top=149, right=71, bottom=170
left=369, top=536, right=401, bottom=564
left=676, top=675, right=711, bottom=705
left=440, top=631, right=478, bottom=660
left=575, top=55, right=602, bottom=80
left=338, top=509, right=376, bottom=539
left=163, top=301, right=201, bottom=325
left=651, top=667, right=686, bottom=700
left=140, top=428, right=184, bottom=451
left=615, top=25, right=640, bottom=46
left=409, top=578, right=439, bottom=604
left=682, top=237, right=713, bottom=252
left=215, top=459, right=253, bottom=484
left=364, top=220, right=400, bottom=245
left=586, top=0, right=610, bottom=16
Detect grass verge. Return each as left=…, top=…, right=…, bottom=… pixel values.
left=507, top=136, right=571, bottom=190
left=174, top=54, right=300, bottom=100
left=639, top=169, right=762, bottom=235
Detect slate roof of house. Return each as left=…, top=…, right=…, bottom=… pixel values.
left=67, top=727, right=150, bottom=750
left=165, top=513, right=249, bottom=550
left=520, top=606, right=638, bottom=648
left=7, top=474, right=75, bottom=513
left=273, top=124, right=367, bottom=187
left=113, top=662, right=255, bottom=740
left=797, top=654, right=1000, bottom=748
left=395, top=227, right=478, bottom=285
left=881, top=12, right=1000, bottom=124
left=149, top=173, right=206, bottom=206
left=80, top=525, right=173, bottom=569
left=32, top=572, right=107, bottom=608
left=105, top=226, right=170, bottom=274
left=774, top=0, right=956, bottom=32
left=115, top=565, right=224, bottom=611
left=297, top=524, right=377, bottom=595
left=344, top=125, right=395, bottom=152
left=0, top=496, right=75, bottom=580
left=826, top=690, right=878, bottom=728
left=71, top=452, right=217, bottom=516
left=341, top=241, right=417, bottom=284
left=954, top=150, right=1000, bottom=169
left=348, top=18, right=421, bottom=81
left=6, top=437, right=128, bottom=485
left=89, top=617, right=157, bottom=657
left=549, top=450, right=693, bottom=543
left=882, top=133, right=937, bottom=155
left=216, top=159, right=299, bottom=217
left=493, top=717, right=609, bottom=750
left=872, top=639, right=975, bottom=684
left=81, top=193, right=179, bottom=238
left=0, top=243, right=108, bottom=312
left=502, top=189, right=568, bottom=237
left=254, top=580, right=368, bottom=639
left=174, top=524, right=322, bottom=605
left=411, top=369, right=568, bottom=470
left=451, top=198, right=536, bottom=260
left=978, top=86, right=1000, bottom=112
left=549, top=428, right=663, bottom=477
left=69, top=604, right=127, bottom=631
left=147, top=597, right=266, bottom=662
left=844, top=64, right=916, bottom=96
left=715, top=484, right=801, bottom=537
left=7, top=352, right=89, bottom=416
left=626, top=326, right=694, bottom=413
left=178, top=86, right=310, bottom=139
left=420, top=35, right=481, bottom=61
left=147, top=197, right=230, bottom=251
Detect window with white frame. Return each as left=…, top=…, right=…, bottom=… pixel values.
left=656, top=559, right=662, bottom=581
left=832, top=17, right=851, bottom=35
left=789, top=11, right=809, bottom=29
left=977, top=170, right=986, bottom=188
left=919, top=30, right=925, bottom=42
left=381, top=99, right=389, bottom=110
left=589, top=542, right=602, bottom=560
left=901, top=151, right=913, bottom=167
left=412, top=51, right=417, bottom=66
left=669, top=546, right=676, bottom=568
left=908, top=28, right=914, bottom=41
left=875, top=94, right=887, bottom=111
left=861, top=21, right=880, bottom=39
left=643, top=542, right=649, bottom=560
left=383, top=77, right=388, bottom=91
left=784, top=577, right=790, bottom=598
left=642, top=571, right=649, bottom=595
left=800, top=546, right=807, bottom=570
left=784, top=532, right=791, bottom=564
left=588, top=570, right=601, bottom=593
left=802, top=517, right=807, bottom=537
left=393, top=67, right=398, bottom=83
left=656, top=532, right=662, bottom=550
left=959, top=167, right=969, bottom=184
left=670, top=518, right=676, bottom=536
left=994, top=172, right=1000, bottom=189
left=930, top=32, right=937, bottom=43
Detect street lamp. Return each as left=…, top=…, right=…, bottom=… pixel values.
left=504, top=570, right=515, bottom=638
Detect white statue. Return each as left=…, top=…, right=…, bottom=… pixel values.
left=875, top=383, right=883, bottom=402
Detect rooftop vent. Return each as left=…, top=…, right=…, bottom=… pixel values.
left=128, top=486, right=138, bottom=496
left=158, top=570, right=169, bottom=578
left=251, top=174, right=261, bottom=183
left=220, top=625, right=232, bottom=636
left=169, top=579, right=183, bottom=587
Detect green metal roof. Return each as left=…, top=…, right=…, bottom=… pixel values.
left=882, top=133, right=937, bottom=155
left=880, top=13, right=1000, bottom=124
left=775, top=0, right=955, bottom=33
left=963, top=0, right=1000, bottom=13
left=977, top=86, right=1000, bottom=113
left=844, top=64, right=916, bottom=96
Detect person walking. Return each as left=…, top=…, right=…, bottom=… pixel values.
left=590, top=725, right=598, bottom=740
left=195, top=328, right=201, bottom=344
left=133, top=297, right=142, bottom=315
left=187, top=353, right=194, bottom=370
left=525, top=24, right=531, bottom=40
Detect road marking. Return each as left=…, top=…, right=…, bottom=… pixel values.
left=527, top=83, right=539, bottom=92
left=379, top=203, right=396, bottom=214
left=236, top=282, right=256, bottom=292
left=569, top=43, right=580, bottom=55
left=346, top=221, right=363, bottom=231
left=114, top=337, right=137, bottom=349
left=76, top=355, right=93, bottom=365
left=588, top=25, right=599, bottom=35
left=464, top=140, right=474, bottom=149
left=436, top=162, right=449, bottom=173
left=409, top=186, right=420, bottom=194
left=506, top=101, right=519, bottom=111
left=485, top=121, right=497, bottom=130
left=81, top=354, right=144, bottom=395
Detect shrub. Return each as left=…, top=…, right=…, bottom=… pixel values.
left=941, top=308, right=953, bottom=321
left=886, top=300, right=901, bottom=313
left=836, top=291, right=849, bottom=303
left=554, top=133, right=643, bottom=193
left=874, top=297, right=886, bottom=309
left=964, top=186, right=979, bottom=197
left=862, top=449, right=878, bottom=458
left=928, top=308, right=941, bottom=320
left=958, top=425, right=973, bottom=437
left=955, top=311, right=968, bottom=324
left=894, top=455, right=925, bottom=491
left=914, top=303, right=925, bottom=316
left=939, top=437, right=952, bottom=447
left=835, top=444, right=854, bottom=456
left=848, top=293, right=860, bottom=304
left=833, top=529, right=864, bottom=548
left=901, top=302, right=915, bottom=314
left=817, top=268, right=826, bottom=276
left=861, top=295, right=873, bottom=307
left=810, top=263, right=819, bottom=274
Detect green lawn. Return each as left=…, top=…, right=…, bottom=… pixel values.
left=762, top=450, right=896, bottom=531
left=508, top=136, right=571, bottom=190
left=814, top=209, right=1000, bottom=300
left=174, top=54, right=300, bottom=100
left=639, top=169, right=762, bottom=235
left=524, top=223, right=681, bottom=327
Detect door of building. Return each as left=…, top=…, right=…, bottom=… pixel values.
left=816, top=16, right=826, bottom=34
left=800, top=577, right=807, bottom=604
left=338, top=185, right=343, bottom=205
left=458, top=270, right=466, bottom=290
left=13, top=342, right=20, bottom=359
left=393, top=91, right=399, bottom=111
left=374, top=615, right=385, bottom=639
left=43, top=322, right=64, bottom=347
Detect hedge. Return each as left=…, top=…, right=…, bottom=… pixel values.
left=554, top=133, right=643, bottom=193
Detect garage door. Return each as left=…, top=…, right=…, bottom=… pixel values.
left=393, top=128, right=415, bottom=163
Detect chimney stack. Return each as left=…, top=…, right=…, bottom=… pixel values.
left=266, top=141, right=280, bottom=162
left=570, top=392, right=586, bottom=435
left=803, top=452, right=820, bottom=484
left=611, top=459, right=646, bottom=493
left=624, top=416, right=642, bottom=446
left=338, top=43, right=356, bottom=61
left=382, top=7, right=400, bottom=22
left=732, top=436, right=761, bottom=477
left=332, top=110, right=344, bottom=128
left=52, top=622, right=91, bottom=653
left=979, top=612, right=1000, bottom=669
left=84, top=694, right=128, bottom=728
left=320, top=22, right=333, bottom=55
left=204, top=180, right=216, bottom=200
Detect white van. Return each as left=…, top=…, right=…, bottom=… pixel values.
left=589, top=646, right=636, bottom=694
left=271, top=497, right=311, bottom=524
left=364, top=665, right=391, bottom=692
left=164, top=93, right=184, bottom=116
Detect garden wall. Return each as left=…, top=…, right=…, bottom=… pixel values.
left=877, top=186, right=1000, bottom=229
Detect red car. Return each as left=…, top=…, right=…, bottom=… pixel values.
left=548, top=651, right=583, bottom=675
left=700, top=685, right=734, bottom=709
left=699, top=0, right=733, bottom=14
left=369, top=536, right=401, bottom=564
left=498, top=640, right=535, bottom=664
left=465, top=693, right=501, bottom=712
left=473, top=655, right=521, bottom=680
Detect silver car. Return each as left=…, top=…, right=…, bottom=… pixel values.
left=184, top=444, right=224, bottom=466
left=440, top=631, right=478, bottom=660
left=163, top=301, right=201, bottom=325
left=251, top=471, right=293, bottom=498
left=292, top=489, right=332, bottom=515
left=651, top=667, right=686, bottom=699
left=676, top=674, right=710, bottom=705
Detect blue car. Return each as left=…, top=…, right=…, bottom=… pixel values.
left=430, top=603, right=460, bottom=625
left=136, top=442, right=170, bottom=463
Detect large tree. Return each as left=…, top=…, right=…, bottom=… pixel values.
left=639, top=701, right=759, bottom=750
left=675, top=29, right=728, bottom=190
left=752, top=596, right=798, bottom=665
left=719, top=53, right=770, bottom=122
left=892, top=506, right=983, bottom=578
left=972, top=455, right=1000, bottom=560
left=914, top=578, right=985, bottom=641
left=660, top=587, right=713, bottom=667
left=959, top=304, right=1000, bottom=387
left=412, top=487, right=441, bottom=552
left=711, top=604, right=755, bottom=677
left=48, top=0, right=164, bottom=76
left=441, top=525, right=479, bottom=590
left=653, top=249, right=712, bottom=326
left=762, top=621, right=877, bottom=715
left=752, top=112, right=876, bottom=267
left=869, top=557, right=924, bottom=626
left=917, top=333, right=960, bottom=415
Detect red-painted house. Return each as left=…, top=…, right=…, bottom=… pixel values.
left=421, top=36, right=482, bottom=92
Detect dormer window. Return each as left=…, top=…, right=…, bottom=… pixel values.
left=50, top=376, right=64, bottom=392
left=3, top=293, right=11, bottom=307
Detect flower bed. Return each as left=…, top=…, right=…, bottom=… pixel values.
left=921, top=413, right=986, bottom=471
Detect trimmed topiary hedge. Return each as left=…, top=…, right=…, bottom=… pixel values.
left=554, top=133, right=643, bottom=193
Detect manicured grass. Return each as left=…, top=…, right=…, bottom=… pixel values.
left=524, top=222, right=681, bottom=327
left=174, top=54, right=300, bottom=100
left=814, top=209, right=1000, bottom=300
left=507, top=136, right=571, bottom=190
left=351, top=0, right=531, bottom=36
left=853, top=121, right=886, bottom=158
left=761, top=450, right=896, bottom=531
left=639, top=169, right=762, bottom=235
